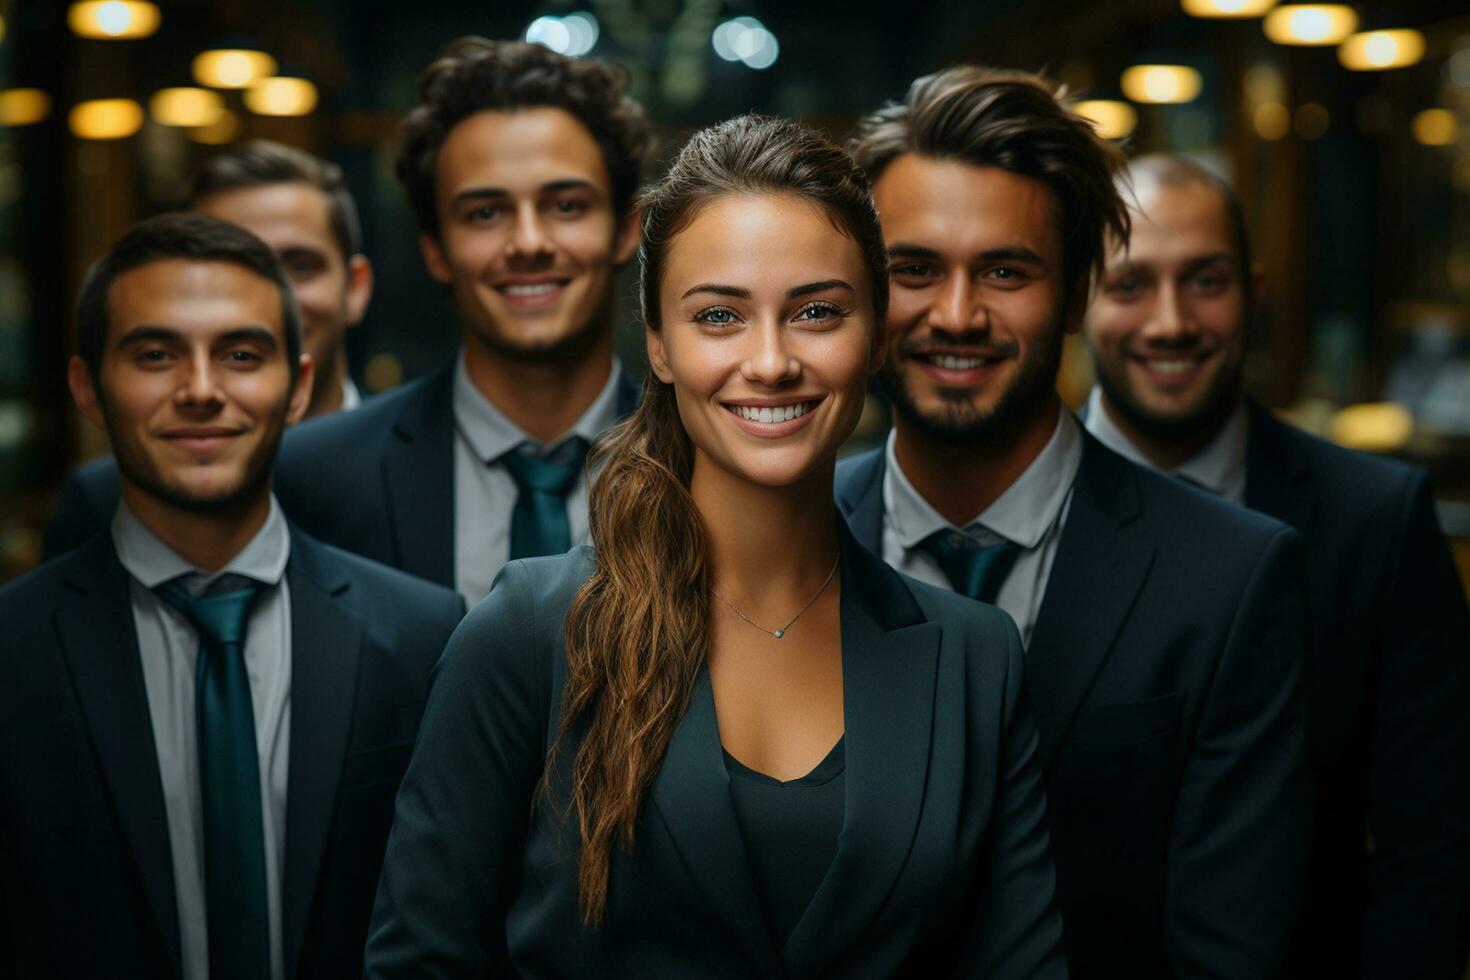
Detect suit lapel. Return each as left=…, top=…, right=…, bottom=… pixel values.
left=383, top=364, right=457, bottom=588
left=834, top=448, right=886, bottom=555
left=55, top=536, right=182, bottom=980
left=1244, top=400, right=1317, bottom=540
left=784, top=526, right=940, bottom=977
left=281, top=531, right=362, bottom=980
left=648, top=668, right=784, bottom=976
left=1027, top=438, right=1155, bottom=770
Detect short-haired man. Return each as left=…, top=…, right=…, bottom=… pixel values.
left=44, top=140, right=375, bottom=558
left=1084, top=153, right=1470, bottom=978
left=0, top=213, right=464, bottom=980
left=837, top=68, right=1313, bottom=977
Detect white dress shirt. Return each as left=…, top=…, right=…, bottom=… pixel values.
left=339, top=376, right=362, bottom=411
left=1083, top=387, right=1249, bottom=504
left=112, top=496, right=292, bottom=980
left=452, top=353, right=624, bottom=606
left=881, top=411, right=1083, bottom=647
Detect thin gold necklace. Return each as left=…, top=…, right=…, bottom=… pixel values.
left=711, top=557, right=839, bottom=640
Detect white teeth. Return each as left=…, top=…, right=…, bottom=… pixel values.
left=933, top=355, right=986, bottom=370
left=1147, top=358, right=1194, bottom=375
left=502, top=282, right=560, bottom=296
left=733, top=402, right=813, bottom=423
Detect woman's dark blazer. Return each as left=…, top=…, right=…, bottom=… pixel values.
left=364, top=523, right=1066, bottom=979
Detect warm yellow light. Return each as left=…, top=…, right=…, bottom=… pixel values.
left=244, top=77, right=319, bottom=117
left=1338, top=30, right=1425, bottom=70
left=189, top=109, right=242, bottom=145
left=69, top=98, right=144, bottom=139
left=193, top=49, right=278, bottom=89
left=1254, top=102, right=1290, bottom=140
left=0, top=89, right=52, bottom=127
left=1413, top=109, right=1460, bottom=147
left=1121, top=65, right=1203, bottom=104
left=1075, top=100, right=1138, bottom=139
left=68, top=1, right=160, bottom=40
left=0, top=14, right=6, bottom=41
left=1181, top=0, right=1276, bottom=18
left=149, top=88, right=225, bottom=128
left=1263, top=5, right=1357, bottom=46
left=1329, top=402, right=1412, bottom=452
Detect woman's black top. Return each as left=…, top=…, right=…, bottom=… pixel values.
left=722, top=737, right=846, bottom=945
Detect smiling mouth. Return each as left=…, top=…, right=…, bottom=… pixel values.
left=724, top=400, right=819, bottom=424
left=915, top=353, right=1002, bottom=370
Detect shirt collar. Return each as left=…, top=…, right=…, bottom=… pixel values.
left=339, top=376, right=362, bottom=411
left=884, top=409, right=1083, bottom=550
left=112, top=494, right=291, bottom=590
left=452, top=350, right=623, bottom=464
left=1084, top=386, right=1248, bottom=501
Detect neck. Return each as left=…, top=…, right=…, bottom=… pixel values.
left=691, top=454, right=840, bottom=607
left=120, top=482, right=272, bottom=573
left=893, top=395, right=1060, bottom=527
left=307, top=346, right=346, bottom=418
left=462, top=331, right=614, bottom=445
left=1099, top=390, right=1239, bottom=471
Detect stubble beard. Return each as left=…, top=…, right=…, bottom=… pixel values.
left=1092, top=350, right=1242, bottom=443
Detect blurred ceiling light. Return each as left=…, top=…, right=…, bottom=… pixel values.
left=69, top=98, right=144, bottom=139
left=1294, top=102, right=1330, bottom=139
left=1075, top=100, right=1138, bottom=139
left=1338, top=30, right=1425, bottom=70
left=525, top=13, right=599, bottom=57
left=711, top=17, right=779, bottom=70
left=244, top=77, right=318, bottom=117
left=0, top=89, right=52, bottom=127
left=1263, top=5, right=1357, bottom=46
left=193, top=49, right=277, bottom=89
left=68, top=1, right=160, bottom=40
left=1120, top=65, right=1202, bottom=104
left=149, top=87, right=225, bottom=128
left=1254, top=101, right=1290, bottom=139
left=1181, top=0, right=1277, bottom=18
left=189, top=109, right=241, bottom=145
left=1412, top=109, right=1459, bottom=146
left=1328, top=402, right=1412, bottom=452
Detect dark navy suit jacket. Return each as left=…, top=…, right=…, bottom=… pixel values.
left=0, top=527, right=465, bottom=980
left=42, top=360, right=644, bottom=588
left=836, top=430, right=1313, bottom=980
left=365, top=525, right=1066, bottom=979
left=1241, top=401, right=1470, bottom=978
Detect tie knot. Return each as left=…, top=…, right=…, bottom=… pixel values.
left=502, top=442, right=586, bottom=496
left=918, top=531, right=1020, bottom=604
left=154, top=579, right=264, bottom=649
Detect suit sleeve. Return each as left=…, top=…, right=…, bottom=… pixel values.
left=1361, top=473, right=1470, bottom=977
left=364, top=561, right=546, bottom=979
left=1165, top=527, right=1313, bottom=979
left=952, top=619, right=1067, bottom=980
left=42, top=470, right=108, bottom=560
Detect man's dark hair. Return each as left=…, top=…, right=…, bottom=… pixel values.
left=187, top=139, right=363, bottom=260
left=75, top=212, right=302, bottom=381
left=850, top=65, right=1131, bottom=304
left=1123, top=153, right=1253, bottom=285
left=396, top=37, right=654, bottom=237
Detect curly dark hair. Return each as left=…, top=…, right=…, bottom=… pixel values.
left=396, top=37, right=654, bottom=237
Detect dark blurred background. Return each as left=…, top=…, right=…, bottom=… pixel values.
left=3, top=0, right=1469, bottom=587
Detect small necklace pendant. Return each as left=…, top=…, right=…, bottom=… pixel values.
left=772, top=629, right=784, bottom=639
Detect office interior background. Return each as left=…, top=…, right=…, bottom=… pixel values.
left=1, top=0, right=1468, bottom=590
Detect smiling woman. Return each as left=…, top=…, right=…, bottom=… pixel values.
left=365, top=115, right=1066, bottom=979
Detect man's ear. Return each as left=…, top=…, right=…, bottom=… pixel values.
left=67, top=356, right=106, bottom=432
left=613, top=208, right=641, bottom=266
left=645, top=325, right=674, bottom=384
left=285, top=354, right=316, bottom=426
left=419, top=233, right=452, bottom=284
left=344, top=255, right=375, bottom=327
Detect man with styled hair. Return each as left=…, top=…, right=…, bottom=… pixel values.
left=0, top=213, right=463, bottom=980
left=838, top=67, right=1313, bottom=977
left=44, top=139, right=376, bottom=557
left=1085, top=152, right=1470, bottom=978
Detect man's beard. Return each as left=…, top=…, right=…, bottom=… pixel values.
left=880, top=325, right=1064, bottom=446
left=1092, top=348, right=1241, bottom=442
left=103, top=393, right=287, bottom=515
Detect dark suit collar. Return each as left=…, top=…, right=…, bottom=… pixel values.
left=383, top=361, right=457, bottom=587
left=56, top=534, right=183, bottom=980
left=1243, top=398, right=1316, bottom=539
left=280, top=528, right=362, bottom=980
left=834, top=447, right=885, bottom=555
left=649, top=519, right=939, bottom=976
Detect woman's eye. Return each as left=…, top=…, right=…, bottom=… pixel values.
left=795, top=303, right=843, bottom=324
left=695, top=307, right=738, bottom=326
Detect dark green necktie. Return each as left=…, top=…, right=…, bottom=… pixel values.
left=502, top=441, right=587, bottom=560
left=155, top=578, right=270, bottom=980
left=921, top=532, right=1021, bottom=603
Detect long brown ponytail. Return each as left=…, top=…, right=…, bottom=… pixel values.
left=551, top=114, right=889, bottom=926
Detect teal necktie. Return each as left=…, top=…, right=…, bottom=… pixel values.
left=502, top=441, right=587, bottom=560
left=155, top=578, right=270, bottom=980
left=921, top=532, right=1021, bottom=603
